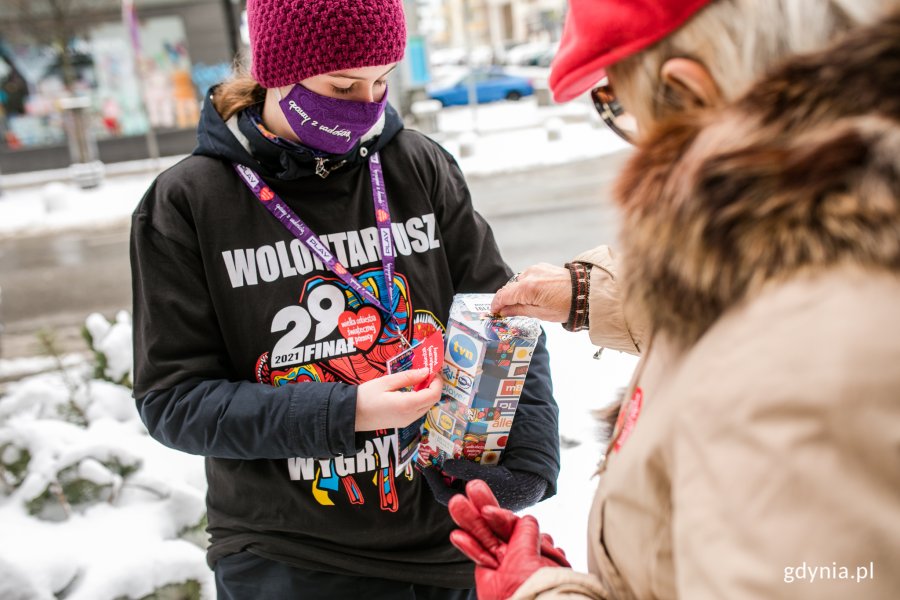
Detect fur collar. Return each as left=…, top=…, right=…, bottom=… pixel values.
left=616, top=14, right=900, bottom=347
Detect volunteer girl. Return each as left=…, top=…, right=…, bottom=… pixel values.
left=130, top=0, right=559, bottom=598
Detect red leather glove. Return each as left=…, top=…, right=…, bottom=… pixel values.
left=448, top=480, right=570, bottom=568
left=454, top=515, right=563, bottom=600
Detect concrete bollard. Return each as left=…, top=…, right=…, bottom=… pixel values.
left=41, top=182, right=70, bottom=213
left=411, top=99, right=443, bottom=135
left=69, top=161, right=106, bottom=190
left=533, top=80, right=553, bottom=107
left=458, top=132, right=477, bottom=158
left=545, top=118, right=564, bottom=142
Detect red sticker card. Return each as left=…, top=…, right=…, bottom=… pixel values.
left=387, top=330, right=445, bottom=390
left=388, top=330, right=445, bottom=473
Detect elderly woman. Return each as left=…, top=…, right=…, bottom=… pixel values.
left=453, top=0, right=900, bottom=598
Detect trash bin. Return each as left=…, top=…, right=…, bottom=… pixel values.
left=58, top=95, right=104, bottom=190
left=0, top=285, right=4, bottom=358
left=69, top=161, right=106, bottom=191
left=533, top=80, right=553, bottom=107
left=545, top=117, right=564, bottom=142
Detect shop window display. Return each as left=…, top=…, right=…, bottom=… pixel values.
left=0, top=15, right=200, bottom=150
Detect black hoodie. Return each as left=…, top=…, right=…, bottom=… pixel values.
left=130, top=89, right=560, bottom=587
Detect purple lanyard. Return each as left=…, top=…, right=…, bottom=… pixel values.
left=232, top=153, right=396, bottom=318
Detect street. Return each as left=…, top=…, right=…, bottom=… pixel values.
left=0, top=151, right=630, bottom=358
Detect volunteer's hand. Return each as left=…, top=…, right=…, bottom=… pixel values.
left=491, top=263, right=571, bottom=321
left=355, top=369, right=441, bottom=431
left=448, top=480, right=570, bottom=568
left=423, top=459, right=547, bottom=512
left=452, top=515, right=568, bottom=600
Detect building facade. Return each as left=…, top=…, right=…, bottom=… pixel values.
left=425, top=0, right=565, bottom=61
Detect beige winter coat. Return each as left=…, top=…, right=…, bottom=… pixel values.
left=513, top=16, right=900, bottom=600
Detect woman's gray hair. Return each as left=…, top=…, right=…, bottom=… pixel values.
left=610, top=0, right=898, bottom=126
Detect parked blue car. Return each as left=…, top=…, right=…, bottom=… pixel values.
left=427, top=69, right=534, bottom=106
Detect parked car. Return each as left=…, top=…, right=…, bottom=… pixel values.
left=429, top=47, right=467, bottom=67
left=536, top=42, right=560, bottom=68
left=429, top=45, right=496, bottom=67
left=427, top=68, right=534, bottom=106
left=504, top=41, right=555, bottom=66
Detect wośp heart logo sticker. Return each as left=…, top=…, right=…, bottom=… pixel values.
left=338, top=307, right=382, bottom=352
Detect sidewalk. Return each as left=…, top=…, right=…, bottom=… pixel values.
left=0, top=155, right=187, bottom=192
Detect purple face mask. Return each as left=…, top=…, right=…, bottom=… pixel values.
left=278, top=83, right=388, bottom=155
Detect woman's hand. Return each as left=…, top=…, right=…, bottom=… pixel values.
left=491, top=263, right=572, bottom=321
left=451, top=514, right=569, bottom=600
left=448, top=480, right=571, bottom=568
left=355, top=369, right=442, bottom=431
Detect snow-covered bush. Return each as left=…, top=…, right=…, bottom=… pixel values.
left=0, top=313, right=212, bottom=599
left=83, top=311, right=134, bottom=388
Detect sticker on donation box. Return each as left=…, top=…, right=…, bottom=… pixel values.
left=463, top=297, right=493, bottom=314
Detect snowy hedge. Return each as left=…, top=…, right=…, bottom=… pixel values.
left=0, top=312, right=212, bottom=599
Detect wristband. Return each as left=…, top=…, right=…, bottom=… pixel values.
left=563, top=262, right=591, bottom=332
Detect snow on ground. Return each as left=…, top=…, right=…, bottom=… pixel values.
left=525, top=327, right=637, bottom=572
left=0, top=354, right=84, bottom=381
left=0, top=176, right=157, bottom=237
left=0, top=100, right=625, bottom=237
left=436, top=96, right=595, bottom=134
left=0, top=317, right=635, bottom=597
left=431, top=98, right=631, bottom=177
left=451, top=121, right=629, bottom=177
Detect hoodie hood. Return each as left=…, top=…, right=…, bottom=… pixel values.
left=193, top=86, right=404, bottom=180
left=616, top=13, right=900, bottom=347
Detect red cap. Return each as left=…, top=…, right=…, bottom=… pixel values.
left=549, top=0, right=714, bottom=103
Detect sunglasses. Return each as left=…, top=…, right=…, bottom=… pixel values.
left=591, top=78, right=637, bottom=144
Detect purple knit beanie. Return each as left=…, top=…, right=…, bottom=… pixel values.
left=247, top=0, right=407, bottom=89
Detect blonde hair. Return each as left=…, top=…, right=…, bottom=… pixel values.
left=211, top=55, right=266, bottom=120
left=609, top=0, right=898, bottom=127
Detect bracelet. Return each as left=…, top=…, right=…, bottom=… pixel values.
left=563, top=262, right=591, bottom=332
